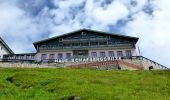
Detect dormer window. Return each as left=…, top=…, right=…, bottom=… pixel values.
left=59, top=38, right=63, bottom=42
left=81, top=32, right=86, bottom=35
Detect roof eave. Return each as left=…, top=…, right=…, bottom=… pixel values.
left=0, top=37, right=14, bottom=54
left=33, top=29, right=139, bottom=46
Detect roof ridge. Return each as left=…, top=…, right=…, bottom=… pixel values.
left=33, top=29, right=139, bottom=49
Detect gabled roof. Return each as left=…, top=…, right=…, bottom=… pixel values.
left=0, top=37, right=14, bottom=54
left=33, top=29, right=139, bottom=47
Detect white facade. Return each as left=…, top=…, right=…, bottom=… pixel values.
left=33, top=29, right=139, bottom=62
left=36, top=48, right=138, bottom=61
left=0, top=37, right=14, bottom=59
left=36, top=51, right=73, bottom=61
left=0, top=43, right=11, bottom=59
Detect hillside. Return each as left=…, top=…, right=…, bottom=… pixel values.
left=0, top=68, right=169, bottom=100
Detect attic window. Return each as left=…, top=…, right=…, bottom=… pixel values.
left=1, top=47, right=3, bottom=50
left=41, top=45, right=46, bottom=47
left=59, top=38, right=63, bottom=42
left=81, top=32, right=86, bottom=35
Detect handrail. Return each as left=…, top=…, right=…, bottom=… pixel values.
left=118, top=60, right=144, bottom=70
left=134, top=56, right=169, bottom=70
left=1, top=56, right=169, bottom=70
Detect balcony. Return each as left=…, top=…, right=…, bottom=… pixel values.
left=62, top=38, right=109, bottom=43
left=39, top=43, right=133, bottom=51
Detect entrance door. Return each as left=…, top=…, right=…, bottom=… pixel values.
left=73, top=50, right=88, bottom=58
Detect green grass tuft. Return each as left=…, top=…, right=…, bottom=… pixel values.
left=0, top=68, right=169, bottom=100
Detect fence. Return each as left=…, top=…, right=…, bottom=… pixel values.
left=0, top=56, right=169, bottom=70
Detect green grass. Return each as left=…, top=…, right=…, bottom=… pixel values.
left=0, top=68, right=169, bottom=100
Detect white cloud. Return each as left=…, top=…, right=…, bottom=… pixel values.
left=92, top=1, right=129, bottom=25
left=0, top=1, right=45, bottom=53
left=49, top=0, right=129, bottom=36
left=53, top=0, right=85, bottom=9
left=124, top=0, right=170, bottom=67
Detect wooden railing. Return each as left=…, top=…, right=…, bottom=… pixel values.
left=118, top=60, right=144, bottom=70
left=122, top=56, right=169, bottom=70
left=39, top=44, right=133, bottom=50
left=137, top=56, right=169, bottom=70
left=1, top=56, right=169, bottom=70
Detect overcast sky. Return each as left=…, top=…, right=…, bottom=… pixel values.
left=0, top=0, right=169, bottom=67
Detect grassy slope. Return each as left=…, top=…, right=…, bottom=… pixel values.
left=0, top=68, right=169, bottom=100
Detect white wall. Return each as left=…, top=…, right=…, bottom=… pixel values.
left=89, top=49, right=137, bottom=57
left=36, top=48, right=138, bottom=61
left=0, top=43, right=10, bottom=59
left=36, top=51, right=73, bottom=61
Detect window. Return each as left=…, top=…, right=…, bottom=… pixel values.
left=91, top=52, right=97, bottom=58
left=31, top=56, right=35, bottom=59
left=59, top=38, right=63, bottom=42
left=49, top=54, right=55, bottom=59
left=41, top=54, right=47, bottom=60
left=99, top=42, right=107, bottom=45
left=100, top=52, right=105, bottom=57
left=81, top=42, right=89, bottom=46
left=81, top=32, right=86, bottom=35
left=26, top=55, right=30, bottom=60
left=91, top=42, right=98, bottom=46
left=20, top=56, right=24, bottom=59
left=117, top=51, right=123, bottom=57
left=126, top=50, right=132, bottom=57
left=66, top=53, right=71, bottom=59
left=108, top=51, right=114, bottom=57
left=58, top=53, right=63, bottom=59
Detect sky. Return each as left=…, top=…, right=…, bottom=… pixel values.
left=0, top=0, right=169, bottom=67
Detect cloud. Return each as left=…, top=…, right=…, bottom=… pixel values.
left=49, top=0, right=129, bottom=36
left=0, top=0, right=170, bottom=67
left=123, top=0, right=170, bottom=67
left=91, top=1, right=129, bottom=25
left=0, top=1, right=50, bottom=53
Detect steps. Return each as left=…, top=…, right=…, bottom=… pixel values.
left=67, top=60, right=119, bottom=69
left=67, top=60, right=144, bottom=70
left=118, top=60, right=144, bottom=70
left=137, top=56, right=169, bottom=70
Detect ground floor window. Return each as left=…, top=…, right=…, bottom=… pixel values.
left=100, top=52, right=106, bottom=57
left=91, top=52, right=97, bottom=58
left=117, top=51, right=123, bottom=57
left=58, top=53, right=63, bottom=59
left=20, top=56, right=24, bottom=59
left=49, top=54, right=55, bottom=59
left=26, top=55, right=30, bottom=60
left=108, top=51, right=114, bottom=57
left=41, top=54, right=47, bottom=60
left=66, top=53, right=71, bottom=59
left=31, top=56, right=35, bottom=59
left=125, top=50, right=132, bottom=57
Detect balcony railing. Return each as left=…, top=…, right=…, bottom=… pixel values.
left=62, top=38, right=109, bottom=43
left=1, top=56, right=169, bottom=70
left=39, top=43, right=133, bottom=50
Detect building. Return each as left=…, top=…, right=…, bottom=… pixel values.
left=0, top=37, right=14, bottom=59
left=3, top=53, right=36, bottom=63
left=33, top=29, right=138, bottom=61
left=2, top=29, right=169, bottom=70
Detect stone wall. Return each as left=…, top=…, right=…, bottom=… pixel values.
left=0, top=56, right=168, bottom=70
left=0, top=62, right=60, bottom=68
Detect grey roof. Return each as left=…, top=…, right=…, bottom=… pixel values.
left=0, top=37, right=14, bottom=54
left=33, top=28, right=139, bottom=46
